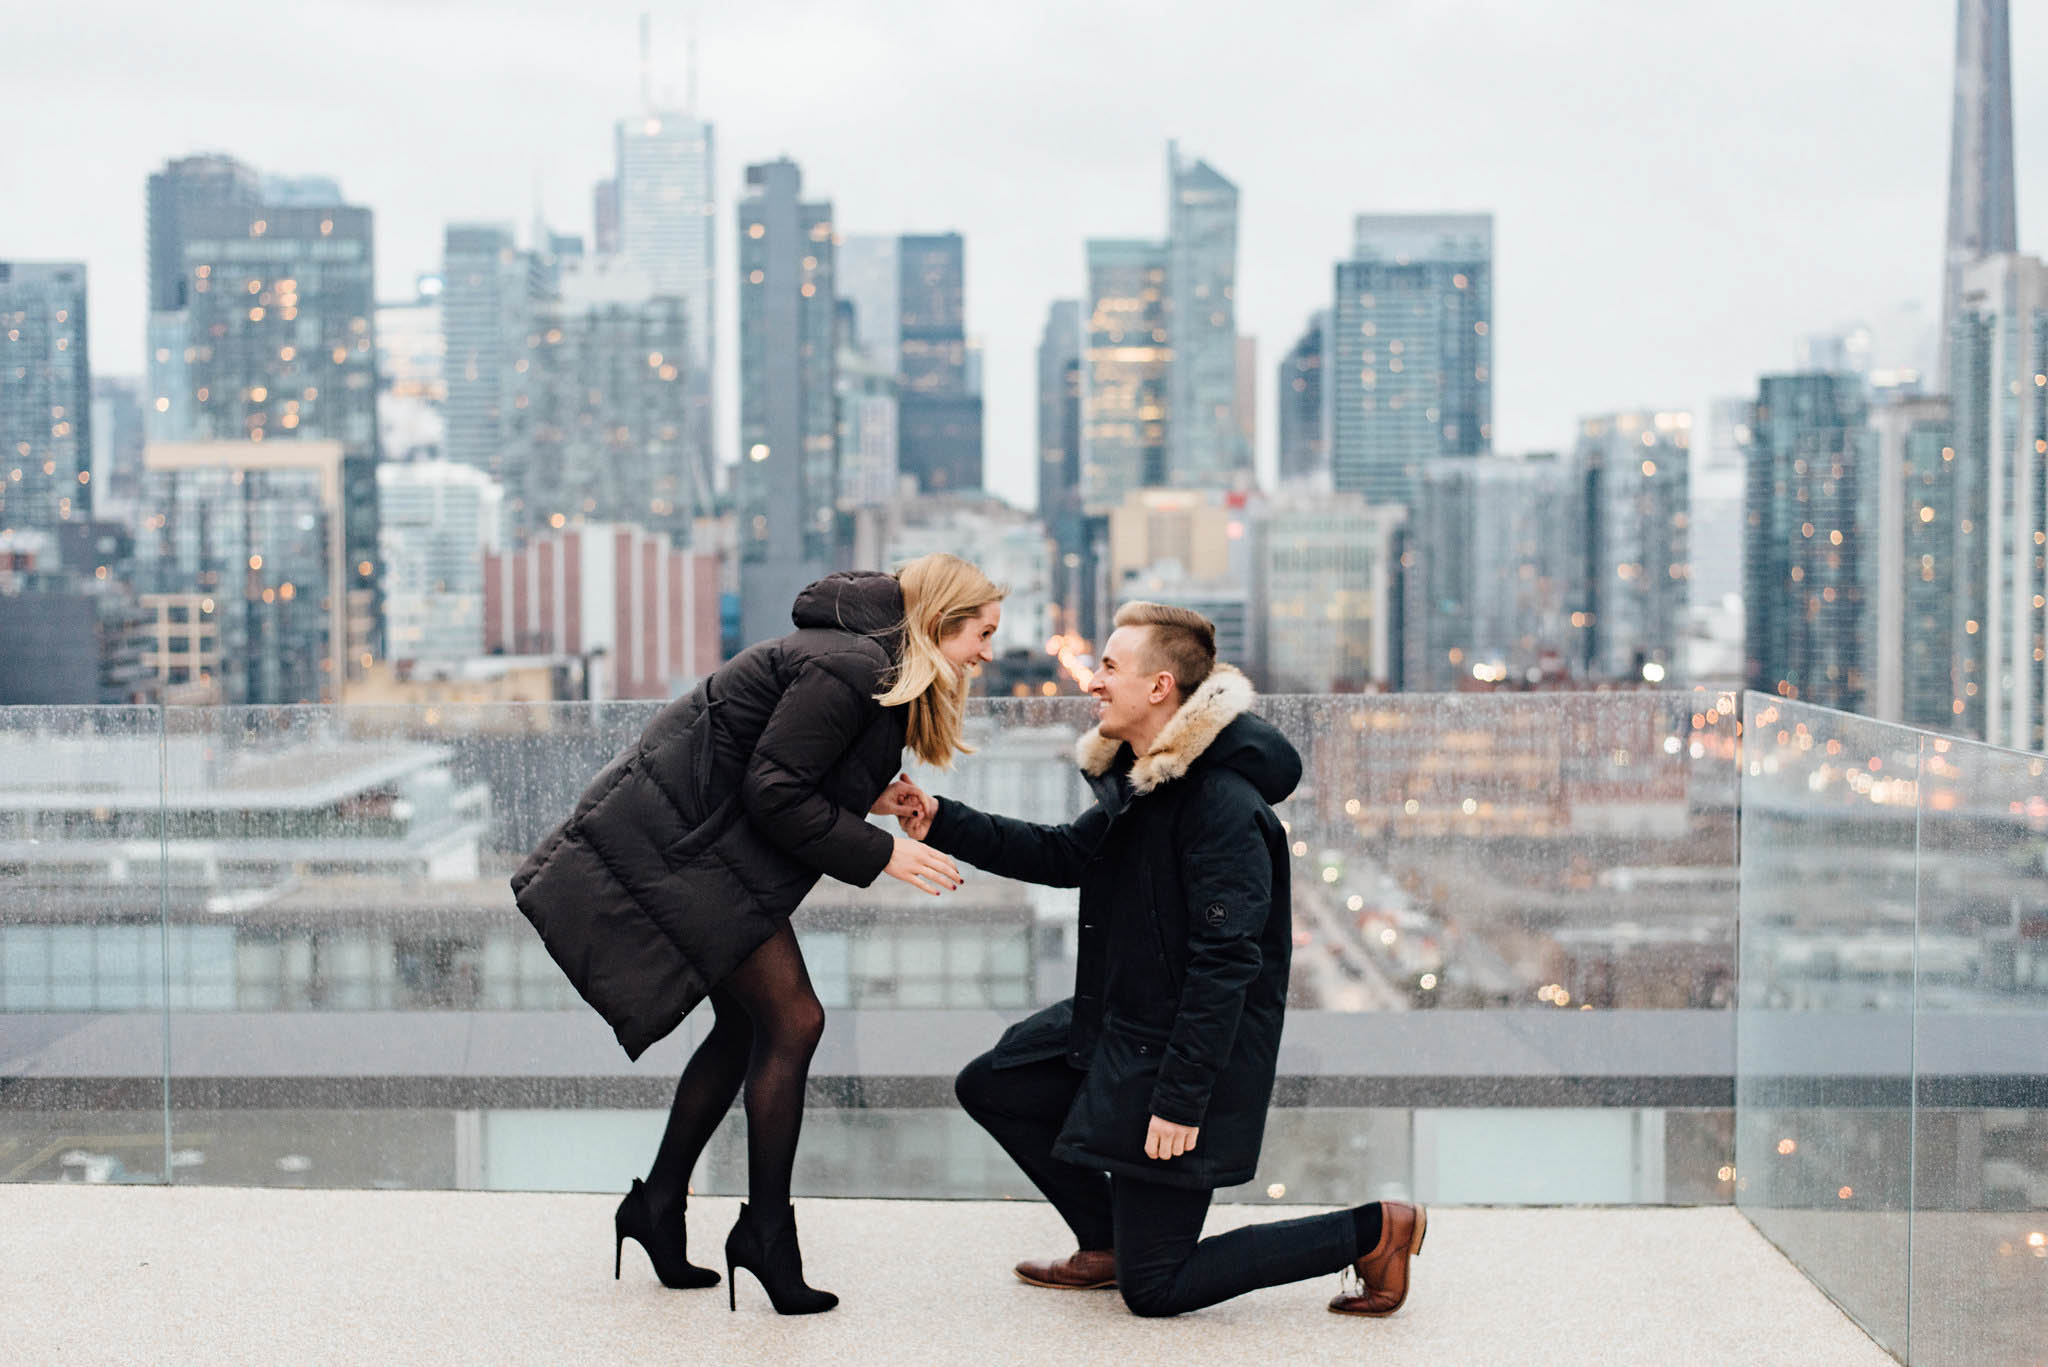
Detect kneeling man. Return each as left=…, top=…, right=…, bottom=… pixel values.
left=899, top=602, right=1424, bottom=1319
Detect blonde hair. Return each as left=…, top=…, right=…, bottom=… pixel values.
left=878, top=553, right=1007, bottom=768
left=1112, top=601, right=1217, bottom=700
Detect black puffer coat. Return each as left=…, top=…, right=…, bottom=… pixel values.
left=927, top=666, right=1301, bottom=1190
left=512, top=573, right=909, bottom=1059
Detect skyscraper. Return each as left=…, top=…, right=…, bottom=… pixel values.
left=1330, top=215, right=1493, bottom=508
left=1036, top=300, right=1086, bottom=632
left=143, top=160, right=382, bottom=676
left=1255, top=492, right=1404, bottom=693
left=1951, top=253, right=2048, bottom=749
left=835, top=235, right=899, bottom=362
left=897, top=233, right=982, bottom=493
left=1166, top=145, right=1246, bottom=488
left=737, top=159, right=838, bottom=647
left=898, top=233, right=966, bottom=396
left=524, top=258, right=695, bottom=543
left=1403, top=452, right=1577, bottom=691
left=1081, top=239, right=1170, bottom=513
left=592, top=178, right=620, bottom=256
left=377, top=461, right=503, bottom=662
left=615, top=111, right=714, bottom=357
left=1745, top=375, right=1870, bottom=710
left=0, top=262, right=92, bottom=539
left=1693, top=399, right=1755, bottom=611
left=835, top=338, right=898, bottom=511
left=1572, top=411, right=1692, bottom=683
left=615, top=107, right=715, bottom=509
left=1277, top=311, right=1328, bottom=488
left=441, top=224, right=537, bottom=488
left=1235, top=336, right=1258, bottom=461
left=1867, top=396, right=1957, bottom=729
left=137, top=440, right=352, bottom=704
left=145, top=155, right=263, bottom=444
left=1036, top=301, right=1083, bottom=521
left=1938, top=0, right=2017, bottom=386
left=90, top=376, right=146, bottom=517
left=375, top=277, right=446, bottom=466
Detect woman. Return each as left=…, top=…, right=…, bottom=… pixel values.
left=512, top=553, right=1004, bottom=1314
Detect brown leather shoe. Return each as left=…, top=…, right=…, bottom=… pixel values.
left=1328, top=1202, right=1426, bottom=1317
left=1014, top=1249, right=1117, bottom=1290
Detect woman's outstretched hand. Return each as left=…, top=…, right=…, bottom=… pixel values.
left=885, top=837, right=961, bottom=896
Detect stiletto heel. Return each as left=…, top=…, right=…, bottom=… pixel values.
left=722, top=1202, right=837, bottom=1315
left=613, top=1179, right=720, bottom=1290
left=727, top=1259, right=737, bottom=1311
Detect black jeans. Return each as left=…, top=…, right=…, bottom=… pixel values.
left=955, top=1049, right=1359, bottom=1318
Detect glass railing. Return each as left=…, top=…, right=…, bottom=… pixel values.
left=1737, top=697, right=2048, bottom=1366
left=3, top=691, right=1741, bottom=1205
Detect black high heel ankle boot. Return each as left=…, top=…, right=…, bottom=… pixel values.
left=724, top=1202, right=838, bottom=1314
left=614, top=1179, right=720, bottom=1289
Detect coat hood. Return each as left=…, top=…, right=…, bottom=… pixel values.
left=1073, top=664, right=1299, bottom=803
left=791, top=571, right=906, bottom=643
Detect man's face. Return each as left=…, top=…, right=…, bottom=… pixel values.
left=1088, top=625, right=1170, bottom=742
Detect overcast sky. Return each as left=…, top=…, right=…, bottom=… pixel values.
left=4, top=0, right=2044, bottom=509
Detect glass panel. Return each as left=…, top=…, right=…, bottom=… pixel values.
left=0, top=691, right=1736, bottom=1203
left=158, top=701, right=663, bottom=1189
left=0, top=705, right=170, bottom=1184
left=1735, top=696, right=1920, bottom=1359
left=1909, top=732, right=2048, bottom=1366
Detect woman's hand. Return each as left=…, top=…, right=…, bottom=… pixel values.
left=884, top=837, right=962, bottom=896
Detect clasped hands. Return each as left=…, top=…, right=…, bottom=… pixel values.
left=872, top=772, right=937, bottom=838
left=870, top=773, right=952, bottom=894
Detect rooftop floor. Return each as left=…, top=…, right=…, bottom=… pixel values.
left=4, top=1187, right=1891, bottom=1366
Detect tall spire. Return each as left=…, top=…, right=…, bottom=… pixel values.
left=638, top=12, right=653, bottom=114
left=1938, top=0, right=2017, bottom=387
left=685, top=8, right=699, bottom=117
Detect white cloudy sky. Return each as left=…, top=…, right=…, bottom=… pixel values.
left=4, top=0, right=2044, bottom=508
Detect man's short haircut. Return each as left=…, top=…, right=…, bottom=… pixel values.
left=1113, top=601, right=1217, bottom=699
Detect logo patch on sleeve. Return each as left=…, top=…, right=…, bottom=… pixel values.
left=1205, top=902, right=1228, bottom=927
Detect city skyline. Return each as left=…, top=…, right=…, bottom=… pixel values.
left=7, top=1, right=2044, bottom=514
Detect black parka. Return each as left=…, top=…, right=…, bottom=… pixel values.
left=928, top=666, right=1301, bottom=1190
left=512, top=573, right=909, bottom=1059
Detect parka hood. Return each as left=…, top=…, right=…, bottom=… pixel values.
left=791, top=571, right=906, bottom=643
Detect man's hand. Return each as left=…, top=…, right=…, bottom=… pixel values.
left=875, top=773, right=938, bottom=840
left=871, top=773, right=926, bottom=818
left=1144, top=1116, right=1199, bottom=1161
left=898, top=794, right=936, bottom=841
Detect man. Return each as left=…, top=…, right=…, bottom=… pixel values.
left=895, top=602, right=1424, bottom=1318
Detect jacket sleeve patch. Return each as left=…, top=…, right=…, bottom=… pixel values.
left=1205, top=902, right=1228, bottom=928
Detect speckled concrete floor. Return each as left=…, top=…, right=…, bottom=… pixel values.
left=2, top=1188, right=1893, bottom=1366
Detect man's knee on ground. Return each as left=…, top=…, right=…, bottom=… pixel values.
left=1118, top=1271, right=1187, bottom=1319
left=953, top=1052, right=999, bottom=1118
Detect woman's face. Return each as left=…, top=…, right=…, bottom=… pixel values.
left=939, top=602, right=1003, bottom=674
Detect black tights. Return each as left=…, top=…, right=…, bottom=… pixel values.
left=642, top=923, right=824, bottom=1218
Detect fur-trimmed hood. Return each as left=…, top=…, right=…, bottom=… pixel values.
left=1074, top=664, right=1298, bottom=802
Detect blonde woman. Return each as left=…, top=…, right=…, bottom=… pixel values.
left=514, top=554, right=1004, bottom=1314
